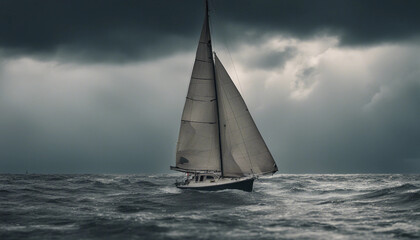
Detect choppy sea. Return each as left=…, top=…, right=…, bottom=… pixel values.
left=0, top=174, right=419, bottom=239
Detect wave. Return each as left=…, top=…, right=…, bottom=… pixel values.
left=356, top=183, right=418, bottom=200
left=314, top=183, right=420, bottom=206
left=135, top=180, right=159, bottom=187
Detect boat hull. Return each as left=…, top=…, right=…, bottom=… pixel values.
left=176, top=177, right=254, bottom=192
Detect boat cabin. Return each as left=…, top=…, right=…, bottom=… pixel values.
left=186, top=173, right=218, bottom=184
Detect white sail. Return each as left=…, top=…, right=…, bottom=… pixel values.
left=214, top=55, right=278, bottom=177
left=175, top=10, right=221, bottom=172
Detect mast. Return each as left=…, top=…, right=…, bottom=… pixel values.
left=206, top=0, right=224, bottom=177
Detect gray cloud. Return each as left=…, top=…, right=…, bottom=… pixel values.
left=1, top=0, right=420, bottom=62
left=0, top=0, right=203, bottom=62
left=254, top=44, right=420, bottom=173
left=246, top=46, right=297, bottom=70
left=214, top=0, right=420, bottom=46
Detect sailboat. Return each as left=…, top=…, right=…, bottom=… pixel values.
left=170, top=0, right=278, bottom=192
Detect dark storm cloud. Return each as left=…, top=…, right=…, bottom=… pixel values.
left=1, top=0, right=420, bottom=62
left=215, top=0, right=420, bottom=46
left=0, top=0, right=204, bottom=62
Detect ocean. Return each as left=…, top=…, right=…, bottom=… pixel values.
left=0, top=174, right=419, bottom=239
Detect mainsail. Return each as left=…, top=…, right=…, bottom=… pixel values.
left=174, top=1, right=277, bottom=176
left=175, top=4, right=220, bottom=172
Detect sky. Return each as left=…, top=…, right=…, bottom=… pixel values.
left=0, top=0, right=419, bottom=174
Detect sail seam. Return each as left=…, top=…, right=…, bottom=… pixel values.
left=182, top=120, right=216, bottom=124
left=191, top=76, right=213, bottom=80
left=186, top=97, right=216, bottom=102
left=195, top=58, right=212, bottom=63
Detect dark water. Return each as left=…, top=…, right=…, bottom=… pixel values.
left=0, top=174, right=419, bottom=239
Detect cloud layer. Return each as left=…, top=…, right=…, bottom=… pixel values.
left=1, top=0, right=420, bottom=62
